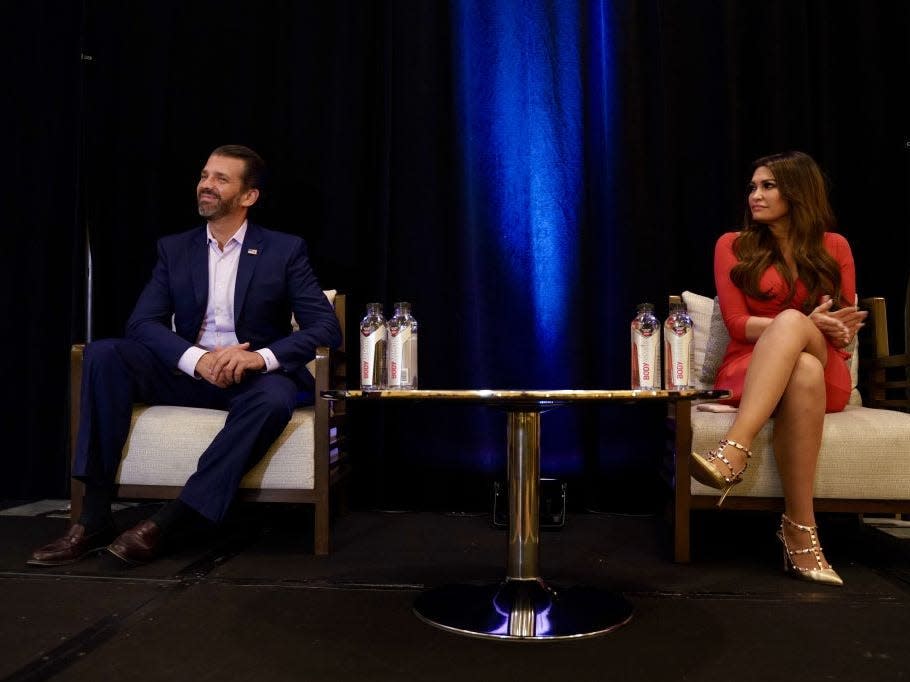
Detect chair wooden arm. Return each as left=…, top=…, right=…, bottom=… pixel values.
left=860, top=296, right=910, bottom=412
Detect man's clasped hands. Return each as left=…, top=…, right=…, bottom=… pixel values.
left=195, top=343, right=266, bottom=387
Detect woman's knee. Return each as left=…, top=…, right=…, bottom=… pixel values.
left=788, top=353, right=825, bottom=393
left=769, top=309, right=827, bottom=360
left=769, top=308, right=812, bottom=333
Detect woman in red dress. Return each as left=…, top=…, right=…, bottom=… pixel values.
left=691, top=151, right=867, bottom=586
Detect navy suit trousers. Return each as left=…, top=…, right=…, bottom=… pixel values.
left=73, top=338, right=300, bottom=522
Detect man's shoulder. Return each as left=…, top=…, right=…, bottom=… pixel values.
left=159, top=225, right=206, bottom=247
left=157, top=224, right=305, bottom=244
left=246, top=224, right=308, bottom=255
left=156, top=224, right=307, bottom=255
left=248, top=224, right=304, bottom=244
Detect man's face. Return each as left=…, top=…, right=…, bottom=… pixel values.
left=196, top=154, right=257, bottom=220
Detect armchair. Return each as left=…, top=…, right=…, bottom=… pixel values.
left=68, top=293, right=349, bottom=555
left=666, top=291, right=910, bottom=562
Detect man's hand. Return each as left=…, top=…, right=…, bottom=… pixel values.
left=195, top=343, right=265, bottom=387
left=195, top=351, right=232, bottom=388
left=809, top=295, right=868, bottom=348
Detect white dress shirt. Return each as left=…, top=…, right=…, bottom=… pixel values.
left=177, top=222, right=280, bottom=377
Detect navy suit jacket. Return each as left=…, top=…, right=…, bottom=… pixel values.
left=125, top=223, right=342, bottom=391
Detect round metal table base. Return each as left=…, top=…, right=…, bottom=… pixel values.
left=413, top=579, right=633, bottom=641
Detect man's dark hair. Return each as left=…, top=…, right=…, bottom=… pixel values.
left=210, top=144, right=266, bottom=191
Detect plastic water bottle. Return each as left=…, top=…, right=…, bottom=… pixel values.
left=664, top=302, right=694, bottom=389
left=360, top=303, right=387, bottom=390
left=631, top=303, right=661, bottom=390
left=387, top=302, right=418, bottom=389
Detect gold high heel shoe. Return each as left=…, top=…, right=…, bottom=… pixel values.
left=690, top=439, right=752, bottom=506
left=777, top=514, right=844, bottom=586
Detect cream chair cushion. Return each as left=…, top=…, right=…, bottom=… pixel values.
left=690, top=405, right=910, bottom=499
left=116, top=405, right=317, bottom=489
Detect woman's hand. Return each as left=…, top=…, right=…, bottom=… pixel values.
left=809, top=295, right=867, bottom=348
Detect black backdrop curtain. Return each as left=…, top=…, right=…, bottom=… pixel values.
left=5, top=1, right=909, bottom=511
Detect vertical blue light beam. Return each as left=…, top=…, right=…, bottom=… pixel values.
left=456, top=0, right=583, bottom=361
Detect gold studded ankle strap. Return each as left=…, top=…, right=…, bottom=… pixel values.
left=781, top=513, right=817, bottom=532
left=707, top=438, right=752, bottom=484
left=719, top=439, right=752, bottom=458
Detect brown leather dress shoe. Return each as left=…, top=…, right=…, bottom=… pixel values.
left=27, top=524, right=116, bottom=566
left=107, top=520, right=162, bottom=565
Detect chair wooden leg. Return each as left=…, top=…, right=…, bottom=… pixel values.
left=673, top=400, right=693, bottom=563
left=674, top=508, right=691, bottom=563
left=313, top=498, right=330, bottom=556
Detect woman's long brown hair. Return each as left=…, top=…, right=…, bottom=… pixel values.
left=730, top=151, right=844, bottom=311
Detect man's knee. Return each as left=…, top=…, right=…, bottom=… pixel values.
left=84, top=338, right=128, bottom=364
left=239, top=377, right=298, bottom=421
left=84, top=337, right=152, bottom=370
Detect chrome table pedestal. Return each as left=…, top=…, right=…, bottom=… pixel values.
left=413, top=409, right=632, bottom=640
left=322, top=389, right=728, bottom=641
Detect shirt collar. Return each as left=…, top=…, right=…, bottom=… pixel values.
left=206, top=220, right=248, bottom=248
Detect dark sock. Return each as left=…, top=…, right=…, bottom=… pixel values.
left=78, top=485, right=114, bottom=534
left=150, top=499, right=208, bottom=536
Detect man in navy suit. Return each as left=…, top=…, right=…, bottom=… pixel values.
left=29, top=145, right=342, bottom=566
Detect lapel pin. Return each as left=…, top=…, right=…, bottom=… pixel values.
left=247, top=248, right=258, bottom=255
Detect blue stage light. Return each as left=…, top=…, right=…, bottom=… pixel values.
left=453, top=1, right=600, bottom=362
left=452, top=0, right=617, bottom=474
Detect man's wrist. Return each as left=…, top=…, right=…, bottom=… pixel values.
left=256, top=348, right=279, bottom=373
left=178, top=346, right=209, bottom=378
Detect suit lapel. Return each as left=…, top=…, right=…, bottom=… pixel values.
left=234, top=223, right=263, bottom=325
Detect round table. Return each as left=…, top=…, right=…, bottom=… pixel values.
left=322, top=388, right=728, bottom=641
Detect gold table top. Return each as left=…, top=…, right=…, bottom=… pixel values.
left=322, top=388, right=729, bottom=408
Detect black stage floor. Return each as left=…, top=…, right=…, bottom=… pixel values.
left=1, top=502, right=908, bottom=681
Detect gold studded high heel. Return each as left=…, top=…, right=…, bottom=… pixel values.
left=777, top=514, right=844, bottom=586
left=690, top=439, right=752, bottom=506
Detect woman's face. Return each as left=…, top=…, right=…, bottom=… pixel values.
left=748, top=166, right=789, bottom=225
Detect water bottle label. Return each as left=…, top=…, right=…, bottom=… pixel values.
left=666, top=331, right=692, bottom=388
left=632, top=332, right=660, bottom=389
left=360, top=327, right=387, bottom=388
left=388, top=326, right=412, bottom=388
left=406, top=335, right=418, bottom=388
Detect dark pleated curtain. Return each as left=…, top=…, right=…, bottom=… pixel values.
left=5, top=1, right=909, bottom=511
